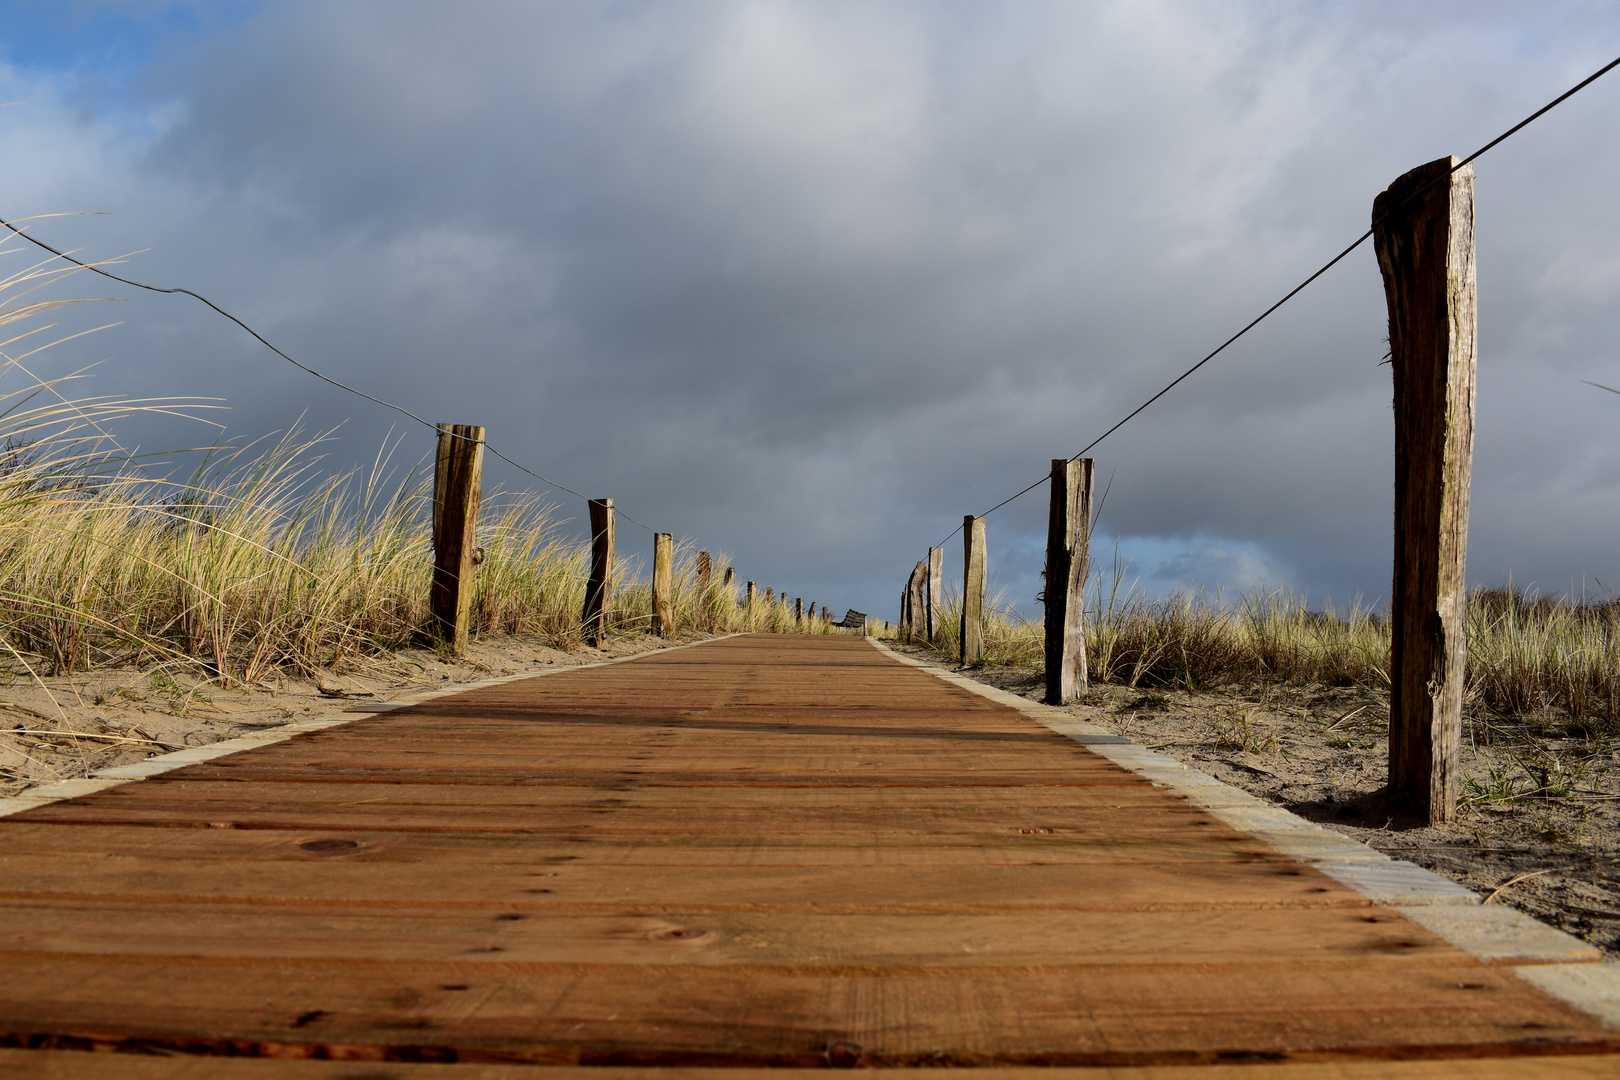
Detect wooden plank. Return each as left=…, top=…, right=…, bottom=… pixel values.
left=0, top=902, right=1474, bottom=969
left=0, top=824, right=1297, bottom=866
left=0, top=855, right=1368, bottom=910
left=0, top=955, right=1607, bottom=1066
left=429, top=423, right=485, bottom=653
left=7, top=1052, right=1620, bottom=1080
left=7, top=1050, right=1620, bottom=1079
left=1372, top=156, right=1477, bottom=824
left=26, top=779, right=1182, bottom=810
left=9, top=800, right=1265, bottom=843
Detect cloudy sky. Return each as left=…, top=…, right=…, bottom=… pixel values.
left=2, top=1, right=1618, bottom=621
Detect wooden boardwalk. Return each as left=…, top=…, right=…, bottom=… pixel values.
left=1, top=634, right=1617, bottom=1077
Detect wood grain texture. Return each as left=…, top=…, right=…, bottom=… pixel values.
left=926, top=546, right=944, bottom=642
left=0, top=635, right=1610, bottom=1072
left=1044, top=458, right=1093, bottom=704
left=902, top=561, right=927, bottom=644
left=429, top=423, right=485, bottom=654
left=961, top=516, right=987, bottom=665
left=651, top=533, right=674, bottom=637
left=1373, top=157, right=1477, bottom=824
left=8, top=1051, right=1620, bottom=1079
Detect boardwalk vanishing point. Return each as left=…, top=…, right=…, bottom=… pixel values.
left=1, top=634, right=1618, bottom=1078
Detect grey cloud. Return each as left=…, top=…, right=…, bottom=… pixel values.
left=3, top=1, right=1619, bottom=620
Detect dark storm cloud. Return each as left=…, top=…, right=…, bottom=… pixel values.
left=3, top=1, right=1619, bottom=618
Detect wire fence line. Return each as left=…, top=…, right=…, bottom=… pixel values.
left=933, top=50, right=1620, bottom=549
left=0, top=215, right=660, bottom=535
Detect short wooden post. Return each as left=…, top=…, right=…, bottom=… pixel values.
left=1373, top=155, right=1477, bottom=825
left=724, top=567, right=736, bottom=588
left=582, top=497, right=615, bottom=647
left=926, top=547, right=943, bottom=642
left=696, top=551, right=712, bottom=590
left=430, top=423, right=485, bottom=654
left=961, top=515, right=986, bottom=666
left=651, top=532, right=674, bottom=636
left=794, top=597, right=803, bottom=624
left=1044, top=458, right=1094, bottom=704
left=746, top=580, right=756, bottom=608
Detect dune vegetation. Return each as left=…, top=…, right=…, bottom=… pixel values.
left=915, top=560, right=1620, bottom=732
left=0, top=245, right=833, bottom=693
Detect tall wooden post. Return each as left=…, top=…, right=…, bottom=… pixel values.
left=696, top=551, right=712, bottom=590
left=651, top=532, right=674, bottom=637
left=794, top=597, right=803, bottom=624
left=898, top=572, right=913, bottom=642
left=909, top=560, right=928, bottom=645
left=724, top=567, right=736, bottom=588
left=926, top=547, right=943, bottom=642
left=961, top=515, right=986, bottom=666
left=746, top=580, right=756, bottom=608
left=430, top=423, right=485, bottom=654
left=1044, top=458, right=1094, bottom=704
left=1373, top=155, right=1477, bottom=825
left=765, top=587, right=774, bottom=605
left=582, top=498, right=615, bottom=647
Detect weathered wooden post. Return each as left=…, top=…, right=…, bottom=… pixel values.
left=908, top=560, right=928, bottom=645
left=898, top=575, right=912, bottom=642
left=1044, top=458, right=1094, bottom=704
left=696, top=551, right=712, bottom=590
left=961, top=515, right=986, bottom=666
left=926, top=547, right=943, bottom=642
left=724, top=567, right=736, bottom=588
left=1373, top=155, right=1477, bottom=825
left=765, top=587, right=774, bottom=605
left=582, top=497, right=615, bottom=647
left=651, top=532, right=674, bottom=636
left=430, top=423, right=485, bottom=654
left=794, top=597, right=803, bottom=624
left=746, top=580, right=756, bottom=608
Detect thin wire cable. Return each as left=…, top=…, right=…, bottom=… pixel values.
left=936, top=49, right=1620, bottom=547
left=0, top=216, right=655, bottom=531
left=484, top=443, right=655, bottom=531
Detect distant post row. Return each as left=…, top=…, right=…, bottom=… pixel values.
left=902, top=156, right=1478, bottom=828
left=426, top=464, right=868, bottom=651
